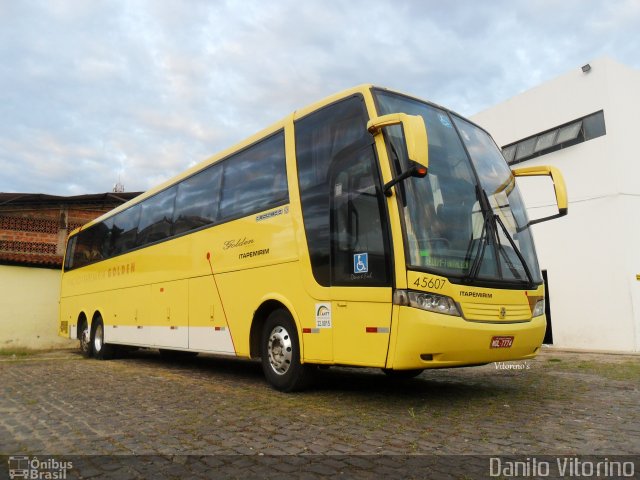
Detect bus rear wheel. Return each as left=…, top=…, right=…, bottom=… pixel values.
left=91, top=316, right=115, bottom=360
left=79, top=319, right=91, bottom=357
left=261, top=309, right=313, bottom=392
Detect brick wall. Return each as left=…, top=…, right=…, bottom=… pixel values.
left=0, top=196, right=139, bottom=268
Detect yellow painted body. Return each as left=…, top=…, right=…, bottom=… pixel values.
left=390, top=272, right=546, bottom=368
left=59, top=85, right=553, bottom=370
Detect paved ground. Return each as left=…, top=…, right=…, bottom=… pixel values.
left=0, top=347, right=638, bottom=478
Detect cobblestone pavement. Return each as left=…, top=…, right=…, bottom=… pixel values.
left=0, top=347, right=638, bottom=478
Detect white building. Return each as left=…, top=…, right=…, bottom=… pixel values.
left=472, top=57, right=639, bottom=352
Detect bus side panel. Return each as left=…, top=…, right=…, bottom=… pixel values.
left=107, top=284, right=150, bottom=345
left=188, top=275, right=235, bottom=354
left=147, top=279, right=188, bottom=348
left=59, top=295, right=81, bottom=339
left=215, top=261, right=333, bottom=362
left=332, top=300, right=392, bottom=367
left=103, top=281, right=189, bottom=349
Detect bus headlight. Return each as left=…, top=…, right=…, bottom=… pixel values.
left=407, top=291, right=461, bottom=317
left=532, top=299, right=545, bottom=317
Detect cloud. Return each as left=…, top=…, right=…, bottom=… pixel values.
left=0, top=0, right=638, bottom=195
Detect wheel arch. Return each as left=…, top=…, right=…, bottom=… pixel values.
left=249, top=297, right=304, bottom=360
left=76, top=311, right=89, bottom=339
left=76, top=309, right=104, bottom=339
left=91, top=310, right=103, bottom=327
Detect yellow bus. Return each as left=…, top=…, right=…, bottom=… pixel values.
left=59, top=85, right=567, bottom=391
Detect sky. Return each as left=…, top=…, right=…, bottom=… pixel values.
left=1, top=0, right=638, bottom=196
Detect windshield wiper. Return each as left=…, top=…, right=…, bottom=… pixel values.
left=493, top=214, right=534, bottom=286
left=462, top=186, right=492, bottom=284
left=463, top=187, right=534, bottom=286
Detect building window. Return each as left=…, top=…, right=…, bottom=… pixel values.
left=502, top=110, right=606, bottom=165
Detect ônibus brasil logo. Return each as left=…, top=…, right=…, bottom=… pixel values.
left=8, top=456, right=73, bottom=480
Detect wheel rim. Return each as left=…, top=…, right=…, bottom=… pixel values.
left=267, top=325, right=292, bottom=375
left=80, top=324, right=90, bottom=353
left=94, top=324, right=103, bottom=353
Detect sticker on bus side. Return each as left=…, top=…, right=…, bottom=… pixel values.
left=353, top=253, right=368, bottom=274
left=438, top=113, right=452, bottom=128
left=315, top=303, right=332, bottom=328
left=255, top=206, right=289, bottom=222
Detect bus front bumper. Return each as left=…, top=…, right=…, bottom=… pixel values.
left=389, top=307, right=546, bottom=370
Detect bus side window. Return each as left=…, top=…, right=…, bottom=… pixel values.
left=111, top=205, right=141, bottom=255
left=219, top=132, right=287, bottom=221
left=173, top=164, right=222, bottom=235
left=136, top=186, right=177, bottom=246
left=64, top=236, right=77, bottom=270
left=69, top=221, right=111, bottom=270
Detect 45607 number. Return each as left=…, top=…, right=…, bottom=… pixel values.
left=413, top=276, right=446, bottom=290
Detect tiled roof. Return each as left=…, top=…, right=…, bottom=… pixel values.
left=0, top=252, right=62, bottom=268
left=0, top=191, right=142, bottom=269
left=0, top=192, right=141, bottom=207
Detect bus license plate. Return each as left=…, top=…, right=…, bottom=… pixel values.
left=490, top=336, right=514, bottom=348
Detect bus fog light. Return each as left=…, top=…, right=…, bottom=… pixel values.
left=532, top=299, right=545, bottom=317
left=407, top=291, right=460, bottom=316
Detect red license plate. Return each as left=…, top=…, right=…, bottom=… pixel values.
left=490, top=336, right=514, bottom=348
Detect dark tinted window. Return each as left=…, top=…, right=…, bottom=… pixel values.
left=69, top=222, right=111, bottom=269
left=136, top=186, right=177, bottom=246
left=65, top=131, right=287, bottom=271
left=330, top=147, right=391, bottom=286
left=173, top=165, right=222, bottom=235
left=295, top=95, right=372, bottom=286
left=111, top=205, right=141, bottom=255
left=99, top=217, right=114, bottom=258
left=64, top=236, right=76, bottom=270
left=219, top=132, right=287, bottom=220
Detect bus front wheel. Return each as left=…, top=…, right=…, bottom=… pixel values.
left=91, top=316, right=115, bottom=360
left=261, top=309, right=313, bottom=392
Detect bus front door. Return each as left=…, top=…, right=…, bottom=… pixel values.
left=330, top=146, right=393, bottom=367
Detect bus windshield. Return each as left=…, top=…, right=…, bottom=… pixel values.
left=373, top=90, right=542, bottom=287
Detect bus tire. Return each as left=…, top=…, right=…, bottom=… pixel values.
left=261, top=309, right=313, bottom=392
left=79, top=318, right=91, bottom=357
left=91, top=315, right=115, bottom=360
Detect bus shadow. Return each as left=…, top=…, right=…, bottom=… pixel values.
left=113, top=347, right=265, bottom=379
left=311, top=367, right=517, bottom=403
left=104, top=348, right=520, bottom=403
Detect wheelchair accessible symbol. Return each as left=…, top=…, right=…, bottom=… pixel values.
left=353, top=253, right=369, bottom=274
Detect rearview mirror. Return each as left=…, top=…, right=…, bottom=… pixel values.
left=512, top=165, right=568, bottom=225
left=367, top=113, right=429, bottom=196
left=367, top=113, right=429, bottom=171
